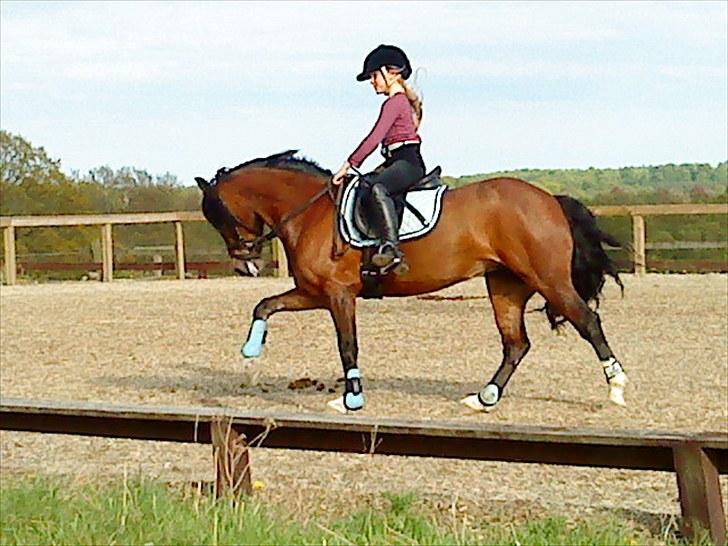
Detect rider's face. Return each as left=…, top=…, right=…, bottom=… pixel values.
left=369, top=70, right=389, bottom=94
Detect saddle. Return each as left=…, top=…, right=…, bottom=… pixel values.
left=339, top=166, right=447, bottom=248
left=337, top=167, right=448, bottom=298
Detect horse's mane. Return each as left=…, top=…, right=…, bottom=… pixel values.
left=212, top=150, right=332, bottom=184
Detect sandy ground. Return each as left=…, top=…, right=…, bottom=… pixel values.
left=1, top=274, right=726, bottom=529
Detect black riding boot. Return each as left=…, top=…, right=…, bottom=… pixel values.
left=368, top=184, right=409, bottom=275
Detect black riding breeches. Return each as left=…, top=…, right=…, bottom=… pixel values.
left=363, top=143, right=425, bottom=197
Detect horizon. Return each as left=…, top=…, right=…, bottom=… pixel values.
left=2, top=1, right=726, bottom=185
left=3, top=127, right=727, bottom=184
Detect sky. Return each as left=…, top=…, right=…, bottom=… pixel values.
left=1, top=1, right=726, bottom=185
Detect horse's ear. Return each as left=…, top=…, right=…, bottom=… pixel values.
left=195, top=177, right=210, bottom=191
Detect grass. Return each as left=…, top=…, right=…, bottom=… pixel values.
left=0, top=477, right=708, bottom=545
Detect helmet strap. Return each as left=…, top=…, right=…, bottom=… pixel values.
left=380, top=67, right=404, bottom=94
left=380, top=67, right=390, bottom=91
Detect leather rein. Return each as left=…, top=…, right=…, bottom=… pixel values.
left=237, top=181, right=339, bottom=254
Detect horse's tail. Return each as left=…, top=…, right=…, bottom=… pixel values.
left=543, top=195, right=625, bottom=329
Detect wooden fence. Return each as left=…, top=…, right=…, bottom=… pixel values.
left=590, top=203, right=728, bottom=275
left=1, top=203, right=726, bottom=285
left=0, top=212, right=288, bottom=285
left=1, top=397, right=726, bottom=543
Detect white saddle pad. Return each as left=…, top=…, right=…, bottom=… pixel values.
left=338, top=177, right=448, bottom=248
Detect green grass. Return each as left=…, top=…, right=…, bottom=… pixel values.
left=0, top=477, right=705, bottom=545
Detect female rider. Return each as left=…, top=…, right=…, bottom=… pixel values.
left=332, top=44, right=425, bottom=275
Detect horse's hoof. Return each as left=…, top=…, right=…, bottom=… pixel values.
left=459, top=394, right=497, bottom=413
left=607, top=371, right=628, bottom=406
left=240, top=363, right=261, bottom=387
left=609, top=386, right=626, bottom=406
left=327, top=397, right=348, bottom=414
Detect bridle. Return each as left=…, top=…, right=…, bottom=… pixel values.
left=228, top=180, right=338, bottom=256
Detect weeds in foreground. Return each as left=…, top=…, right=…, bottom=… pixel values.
left=0, top=477, right=700, bottom=545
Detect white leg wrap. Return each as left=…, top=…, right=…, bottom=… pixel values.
left=460, top=384, right=500, bottom=413
left=602, top=357, right=628, bottom=406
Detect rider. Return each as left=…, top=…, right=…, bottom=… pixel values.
left=332, top=44, right=425, bottom=275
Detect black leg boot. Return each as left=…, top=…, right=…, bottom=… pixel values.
left=369, top=184, right=409, bottom=275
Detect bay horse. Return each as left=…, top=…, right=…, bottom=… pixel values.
left=196, top=150, right=627, bottom=413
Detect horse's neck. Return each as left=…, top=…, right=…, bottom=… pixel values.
left=231, top=169, right=328, bottom=241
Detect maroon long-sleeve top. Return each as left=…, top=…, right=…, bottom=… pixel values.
left=347, top=93, right=421, bottom=168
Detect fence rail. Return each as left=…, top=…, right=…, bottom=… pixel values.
left=16, top=261, right=235, bottom=279
left=0, top=212, right=287, bottom=284
left=0, top=397, right=726, bottom=543
left=2, top=203, right=727, bottom=284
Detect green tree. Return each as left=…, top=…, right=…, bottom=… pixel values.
left=0, top=130, right=67, bottom=187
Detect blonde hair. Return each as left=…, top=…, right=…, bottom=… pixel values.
left=386, top=67, right=423, bottom=128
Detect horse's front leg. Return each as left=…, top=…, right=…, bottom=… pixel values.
left=242, top=288, right=324, bottom=357
left=324, top=287, right=362, bottom=413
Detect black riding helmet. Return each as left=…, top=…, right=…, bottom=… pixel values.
left=356, top=44, right=412, bottom=81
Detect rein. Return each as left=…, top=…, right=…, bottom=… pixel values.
left=239, top=181, right=337, bottom=252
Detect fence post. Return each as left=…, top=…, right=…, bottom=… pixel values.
left=3, top=226, right=17, bottom=286
left=152, top=254, right=163, bottom=278
left=272, top=238, right=288, bottom=278
left=174, top=221, right=186, bottom=280
left=631, top=215, right=646, bottom=276
left=101, top=223, right=113, bottom=282
left=673, top=443, right=726, bottom=545
left=211, top=416, right=252, bottom=499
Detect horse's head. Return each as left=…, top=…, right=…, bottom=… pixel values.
left=197, top=150, right=332, bottom=276
left=196, top=176, right=265, bottom=277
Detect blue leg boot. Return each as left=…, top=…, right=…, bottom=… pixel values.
left=241, top=319, right=267, bottom=358
left=327, top=368, right=365, bottom=413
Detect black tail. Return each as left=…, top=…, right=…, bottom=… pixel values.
left=544, top=195, right=625, bottom=329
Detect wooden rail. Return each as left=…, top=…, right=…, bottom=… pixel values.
left=1, top=204, right=726, bottom=284
left=591, top=203, right=727, bottom=276
left=16, top=261, right=235, bottom=278
left=0, top=212, right=288, bottom=284
left=0, top=397, right=726, bottom=543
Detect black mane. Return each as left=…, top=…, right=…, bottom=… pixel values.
left=212, top=150, right=332, bottom=184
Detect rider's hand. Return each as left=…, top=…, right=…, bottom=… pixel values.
left=332, top=161, right=350, bottom=186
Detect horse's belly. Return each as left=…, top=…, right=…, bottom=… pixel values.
left=379, top=259, right=500, bottom=297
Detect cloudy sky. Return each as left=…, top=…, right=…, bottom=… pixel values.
left=1, top=1, right=726, bottom=184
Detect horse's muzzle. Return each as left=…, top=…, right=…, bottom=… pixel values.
left=233, top=258, right=261, bottom=277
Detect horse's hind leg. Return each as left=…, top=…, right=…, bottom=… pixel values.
left=536, top=281, right=628, bottom=406
left=242, top=288, right=324, bottom=357
left=461, top=270, right=534, bottom=412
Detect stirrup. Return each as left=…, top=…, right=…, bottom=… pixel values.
left=372, top=243, right=409, bottom=275
left=371, top=242, right=399, bottom=266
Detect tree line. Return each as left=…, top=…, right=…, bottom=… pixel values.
left=1, top=130, right=725, bottom=276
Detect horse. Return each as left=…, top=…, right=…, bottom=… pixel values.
left=196, top=150, right=627, bottom=414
